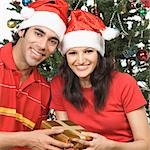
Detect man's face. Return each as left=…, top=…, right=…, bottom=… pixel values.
left=17, top=26, right=59, bottom=68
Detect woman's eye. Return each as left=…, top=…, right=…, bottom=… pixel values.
left=49, top=39, right=58, bottom=46
left=68, top=51, right=76, bottom=55
left=85, top=49, right=94, bottom=53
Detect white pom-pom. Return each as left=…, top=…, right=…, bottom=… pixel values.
left=101, top=27, right=120, bottom=40
left=21, top=7, right=35, bottom=19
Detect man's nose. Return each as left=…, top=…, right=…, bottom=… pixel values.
left=39, top=38, right=47, bottom=50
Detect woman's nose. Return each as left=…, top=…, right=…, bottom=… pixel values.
left=77, top=53, right=85, bottom=64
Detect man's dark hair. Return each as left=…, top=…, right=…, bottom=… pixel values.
left=12, top=28, right=29, bottom=46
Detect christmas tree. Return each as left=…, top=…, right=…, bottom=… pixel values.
left=0, top=0, right=150, bottom=117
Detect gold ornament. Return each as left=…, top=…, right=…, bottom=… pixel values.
left=7, top=20, right=17, bottom=28
left=118, top=0, right=127, bottom=14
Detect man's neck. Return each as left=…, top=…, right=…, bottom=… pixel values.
left=19, top=68, right=33, bottom=87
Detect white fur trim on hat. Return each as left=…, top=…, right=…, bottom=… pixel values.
left=20, top=7, right=35, bottom=19
left=18, top=11, right=66, bottom=41
left=101, top=27, right=120, bottom=40
left=62, top=30, right=105, bottom=56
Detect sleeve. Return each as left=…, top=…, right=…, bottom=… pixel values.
left=49, top=75, right=66, bottom=111
left=120, top=74, right=147, bottom=113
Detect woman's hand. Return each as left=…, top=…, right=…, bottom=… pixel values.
left=72, top=132, right=114, bottom=150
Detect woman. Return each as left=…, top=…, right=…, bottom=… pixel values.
left=50, top=9, right=150, bottom=149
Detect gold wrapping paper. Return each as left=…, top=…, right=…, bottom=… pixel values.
left=41, top=120, right=92, bottom=149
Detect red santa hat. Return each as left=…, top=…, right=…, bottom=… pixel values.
left=62, top=9, right=120, bottom=56
left=18, top=0, right=68, bottom=42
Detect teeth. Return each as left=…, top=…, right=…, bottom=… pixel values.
left=76, top=65, right=88, bottom=70
left=32, top=49, right=41, bottom=56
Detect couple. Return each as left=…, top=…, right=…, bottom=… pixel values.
left=0, top=0, right=149, bottom=149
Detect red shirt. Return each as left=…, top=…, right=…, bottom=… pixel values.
left=50, top=72, right=146, bottom=142
left=0, top=43, right=50, bottom=149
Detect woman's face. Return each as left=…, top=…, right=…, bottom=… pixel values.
left=66, top=47, right=98, bottom=80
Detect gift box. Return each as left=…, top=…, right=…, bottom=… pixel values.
left=41, top=120, right=92, bottom=149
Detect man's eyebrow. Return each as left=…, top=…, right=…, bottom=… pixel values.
left=34, top=28, right=45, bottom=34
left=34, top=28, right=59, bottom=42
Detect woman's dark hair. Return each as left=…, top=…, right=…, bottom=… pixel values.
left=12, top=28, right=29, bottom=46
left=59, top=52, right=115, bottom=111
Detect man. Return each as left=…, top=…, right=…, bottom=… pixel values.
left=0, top=0, right=72, bottom=149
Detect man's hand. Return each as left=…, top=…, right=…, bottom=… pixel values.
left=25, top=128, right=73, bottom=150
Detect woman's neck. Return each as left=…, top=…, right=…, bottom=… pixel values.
left=80, top=76, right=92, bottom=88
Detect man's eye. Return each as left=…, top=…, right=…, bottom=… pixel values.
left=35, top=32, right=42, bottom=37
left=49, top=39, right=59, bottom=46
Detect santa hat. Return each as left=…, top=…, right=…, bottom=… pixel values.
left=62, top=9, right=120, bottom=56
left=18, top=0, right=68, bottom=42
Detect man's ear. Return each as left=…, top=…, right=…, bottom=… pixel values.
left=18, top=30, right=25, bottom=38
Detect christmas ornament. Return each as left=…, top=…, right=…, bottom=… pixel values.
left=22, top=0, right=32, bottom=6
left=136, top=49, right=149, bottom=61
left=131, top=2, right=137, bottom=8
left=141, top=0, right=150, bottom=8
left=119, top=0, right=128, bottom=14
left=139, top=8, right=147, bottom=16
left=7, top=20, right=17, bottom=28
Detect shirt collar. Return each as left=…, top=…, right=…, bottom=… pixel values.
left=1, top=42, right=17, bottom=70
left=1, top=42, right=41, bottom=83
